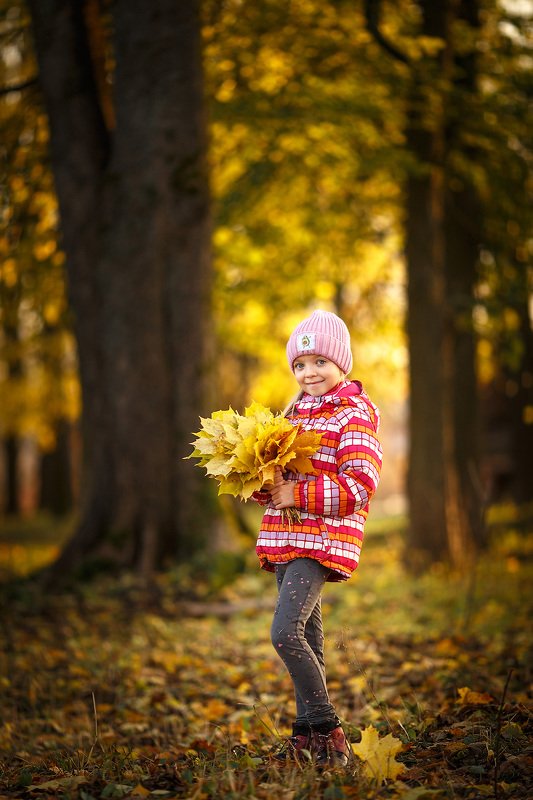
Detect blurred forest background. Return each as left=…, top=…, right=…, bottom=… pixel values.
left=1, top=2, right=532, bottom=798
left=0, top=0, right=531, bottom=580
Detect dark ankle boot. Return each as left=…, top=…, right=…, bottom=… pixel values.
left=312, top=725, right=353, bottom=768
left=274, top=724, right=312, bottom=763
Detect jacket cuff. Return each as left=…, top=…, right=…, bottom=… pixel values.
left=293, top=481, right=305, bottom=509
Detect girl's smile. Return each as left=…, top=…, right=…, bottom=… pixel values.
left=292, top=354, right=345, bottom=397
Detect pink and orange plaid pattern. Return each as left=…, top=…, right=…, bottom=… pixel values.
left=256, top=381, right=382, bottom=581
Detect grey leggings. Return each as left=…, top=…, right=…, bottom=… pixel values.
left=272, top=558, right=338, bottom=728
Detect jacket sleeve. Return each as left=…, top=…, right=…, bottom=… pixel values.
left=292, top=412, right=382, bottom=517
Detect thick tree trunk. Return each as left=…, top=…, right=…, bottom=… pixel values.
left=28, top=0, right=213, bottom=579
left=405, top=131, right=449, bottom=565
left=405, top=0, right=483, bottom=568
left=507, top=270, right=533, bottom=506
left=100, top=0, right=213, bottom=569
left=442, top=0, right=485, bottom=558
left=442, top=183, right=481, bottom=563
left=27, top=0, right=113, bottom=559
left=448, top=0, right=486, bottom=558
left=404, top=0, right=449, bottom=567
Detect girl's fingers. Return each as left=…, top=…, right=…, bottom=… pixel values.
left=274, top=466, right=284, bottom=485
left=270, top=480, right=294, bottom=509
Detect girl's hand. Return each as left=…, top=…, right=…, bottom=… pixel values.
left=270, top=466, right=296, bottom=510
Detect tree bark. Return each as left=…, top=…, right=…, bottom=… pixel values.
left=27, top=0, right=213, bottom=579
left=1, top=285, right=23, bottom=516
left=27, top=0, right=113, bottom=563
left=441, top=0, right=485, bottom=559
left=100, top=0, right=213, bottom=568
left=405, top=162, right=449, bottom=565
left=506, top=266, right=533, bottom=506
left=3, top=436, right=19, bottom=516
left=404, top=0, right=484, bottom=568
left=404, top=0, right=449, bottom=567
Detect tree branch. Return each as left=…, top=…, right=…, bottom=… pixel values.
left=364, top=0, right=411, bottom=65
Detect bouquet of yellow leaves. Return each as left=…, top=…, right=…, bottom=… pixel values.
left=187, top=401, right=322, bottom=502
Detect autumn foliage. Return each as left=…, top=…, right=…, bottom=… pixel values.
left=1, top=516, right=531, bottom=799
left=188, top=402, right=322, bottom=499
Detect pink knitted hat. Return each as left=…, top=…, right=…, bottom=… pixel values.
left=286, top=310, right=353, bottom=374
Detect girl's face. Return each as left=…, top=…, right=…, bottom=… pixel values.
left=293, top=354, right=345, bottom=397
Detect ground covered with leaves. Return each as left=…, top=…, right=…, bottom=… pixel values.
left=0, top=511, right=532, bottom=799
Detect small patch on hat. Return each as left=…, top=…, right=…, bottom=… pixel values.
left=297, top=332, right=315, bottom=351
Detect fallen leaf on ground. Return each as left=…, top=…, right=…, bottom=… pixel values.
left=350, top=726, right=406, bottom=784
left=28, top=776, right=88, bottom=792
left=457, top=687, right=494, bottom=705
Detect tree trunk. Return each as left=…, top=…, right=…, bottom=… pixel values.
left=28, top=0, right=213, bottom=579
left=442, top=190, right=482, bottom=561
left=404, top=0, right=449, bottom=567
left=405, top=147, right=449, bottom=565
left=3, top=436, right=19, bottom=515
left=1, top=285, right=23, bottom=516
left=441, top=0, right=485, bottom=559
left=507, top=266, right=533, bottom=506
left=100, top=0, right=213, bottom=568
left=405, top=0, right=483, bottom=568
left=27, top=0, right=112, bottom=562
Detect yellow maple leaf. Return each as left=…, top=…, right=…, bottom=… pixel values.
left=351, top=726, right=406, bottom=784
left=254, top=420, right=297, bottom=466
left=238, top=475, right=264, bottom=500
left=202, top=454, right=234, bottom=478
left=285, top=454, right=315, bottom=475
left=236, top=414, right=259, bottom=440
left=284, top=428, right=322, bottom=471
left=231, top=439, right=259, bottom=473
left=217, top=475, right=245, bottom=497
left=244, top=400, right=274, bottom=424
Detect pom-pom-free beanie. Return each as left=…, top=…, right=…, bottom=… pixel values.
left=286, top=310, right=353, bottom=374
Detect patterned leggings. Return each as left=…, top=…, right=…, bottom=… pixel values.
left=272, top=558, right=339, bottom=728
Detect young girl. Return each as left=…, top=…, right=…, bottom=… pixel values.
left=254, top=310, right=382, bottom=768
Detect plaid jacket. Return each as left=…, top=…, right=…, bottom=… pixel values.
left=256, top=380, right=382, bottom=581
